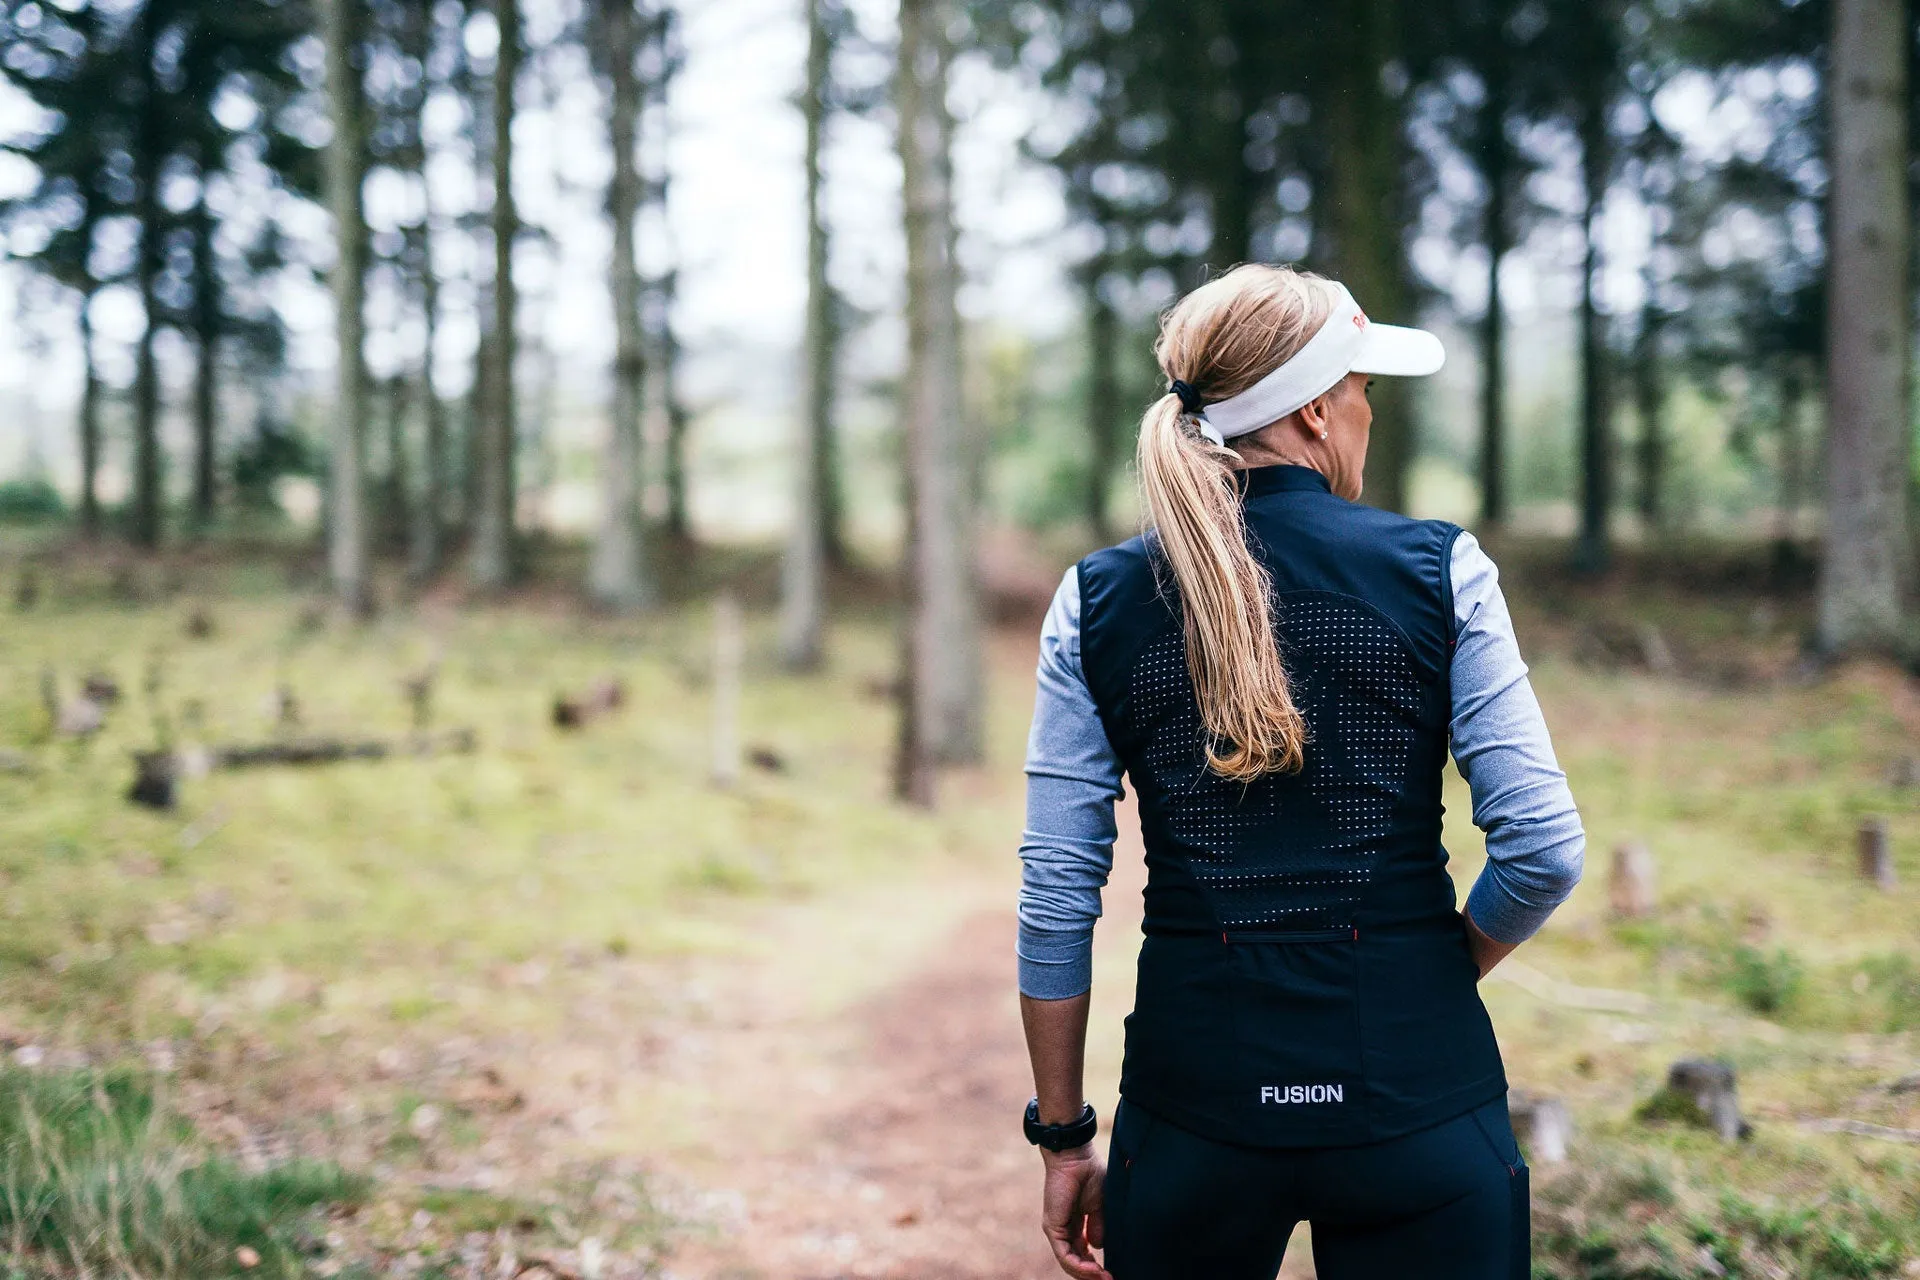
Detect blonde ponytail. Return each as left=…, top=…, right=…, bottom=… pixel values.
left=1136, top=265, right=1334, bottom=781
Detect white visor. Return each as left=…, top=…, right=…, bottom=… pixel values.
left=1196, top=283, right=1445, bottom=446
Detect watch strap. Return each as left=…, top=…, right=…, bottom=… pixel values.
left=1024, top=1097, right=1098, bottom=1151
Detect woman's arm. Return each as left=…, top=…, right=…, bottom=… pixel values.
left=1448, top=532, right=1586, bottom=972
left=1022, top=992, right=1108, bottom=1280
left=1019, top=568, right=1122, bottom=1280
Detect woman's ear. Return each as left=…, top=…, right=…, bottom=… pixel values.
left=1296, top=392, right=1333, bottom=440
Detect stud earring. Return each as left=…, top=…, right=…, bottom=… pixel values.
left=1318, top=429, right=1328, bottom=439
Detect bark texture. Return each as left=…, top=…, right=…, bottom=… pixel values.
left=780, top=0, right=835, bottom=668
left=1318, top=0, right=1411, bottom=514
left=1478, top=67, right=1510, bottom=527
left=406, top=0, right=445, bottom=581
left=190, top=186, right=219, bottom=531
left=77, top=288, right=101, bottom=539
left=895, top=0, right=982, bottom=769
left=469, top=0, right=519, bottom=590
left=325, top=0, right=371, bottom=614
left=1573, top=100, right=1613, bottom=573
left=131, top=4, right=163, bottom=548
left=1819, top=0, right=1911, bottom=652
left=1084, top=267, right=1120, bottom=544
left=589, top=0, right=652, bottom=613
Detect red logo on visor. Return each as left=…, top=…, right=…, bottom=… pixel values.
left=1353, top=313, right=1369, bottom=330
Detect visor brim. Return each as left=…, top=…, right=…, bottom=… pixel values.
left=1349, top=324, right=1445, bottom=377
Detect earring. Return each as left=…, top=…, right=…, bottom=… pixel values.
left=1318, top=429, right=1328, bottom=440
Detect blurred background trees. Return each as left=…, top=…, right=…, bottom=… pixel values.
left=0, top=0, right=1914, bottom=672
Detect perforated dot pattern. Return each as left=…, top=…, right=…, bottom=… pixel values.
left=1125, top=591, right=1425, bottom=932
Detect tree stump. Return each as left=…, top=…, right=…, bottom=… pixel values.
left=1509, top=1093, right=1572, bottom=1164
left=128, top=751, right=178, bottom=810
left=711, top=593, right=743, bottom=788
left=1858, top=818, right=1895, bottom=890
left=402, top=665, right=438, bottom=732
left=552, top=676, right=624, bottom=730
left=1609, top=841, right=1657, bottom=918
left=1640, top=1058, right=1750, bottom=1141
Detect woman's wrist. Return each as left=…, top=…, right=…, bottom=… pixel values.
left=1040, top=1140, right=1099, bottom=1166
left=1037, top=1096, right=1089, bottom=1127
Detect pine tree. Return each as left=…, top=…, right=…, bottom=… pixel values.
left=588, top=0, right=652, bottom=612
left=895, top=0, right=982, bottom=780
left=1819, top=0, right=1910, bottom=652
left=325, top=0, right=372, bottom=614
left=780, top=0, right=839, bottom=668
left=468, top=0, right=519, bottom=590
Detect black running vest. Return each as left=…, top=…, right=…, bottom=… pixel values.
left=1078, top=465, right=1506, bottom=1148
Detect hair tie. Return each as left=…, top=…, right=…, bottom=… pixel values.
left=1168, top=379, right=1204, bottom=415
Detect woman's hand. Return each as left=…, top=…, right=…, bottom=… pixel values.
left=1040, top=1143, right=1110, bottom=1279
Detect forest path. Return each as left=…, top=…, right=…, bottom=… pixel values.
left=654, top=805, right=1146, bottom=1280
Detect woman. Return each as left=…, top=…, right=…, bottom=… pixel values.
left=1016, top=265, right=1584, bottom=1280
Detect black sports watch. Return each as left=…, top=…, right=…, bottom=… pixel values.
left=1024, top=1097, right=1099, bottom=1151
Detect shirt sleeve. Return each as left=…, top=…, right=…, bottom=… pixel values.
left=1448, top=531, right=1586, bottom=944
left=1017, top=566, right=1124, bottom=1000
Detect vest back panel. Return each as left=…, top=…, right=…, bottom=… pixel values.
left=1077, top=465, right=1505, bottom=1146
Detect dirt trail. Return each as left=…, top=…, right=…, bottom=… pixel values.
left=658, top=813, right=1147, bottom=1280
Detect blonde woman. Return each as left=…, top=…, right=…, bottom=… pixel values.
left=1016, top=266, right=1583, bottom=1280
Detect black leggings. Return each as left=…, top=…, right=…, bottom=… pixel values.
left=1102, top=1096, right=1529, bottom=1280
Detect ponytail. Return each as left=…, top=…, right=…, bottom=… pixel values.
left=1137, top=391, right=1307, bottom=781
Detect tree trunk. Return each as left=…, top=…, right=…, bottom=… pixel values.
left=131, top=4, right=164, bottom=549
left=652, top=15, right=691, bottom=545
left=325, top=0, right=370, bottom=614
left=1775, top=362, right=1806, bottom=576
left=384, top=375, right=410, bottom=552
left=1634, top=299, right=1664, bottom=533
left=660, top=267, right=690, bottom=541
left=456, top=0, right=489, bottom=543
left=1084, top=264, right=1120, bottom=543
left=780, top=0, right=835, bottom=668
left=1478, top=67, right=1510, bottom=528
left=1819, top=0, right=1911, bottom=653
left=468, top=0, right=518, bottom=590
left=190, top=188, right=219, bottom=532
left=1573, top=104, right=1612, bottom=573
left=77, top=288, right=101, bottom=539
left=406, top=1, right=445, bottom=581
left=896, top=0, right=982, bottom=767
left=1191, top=0, right=1259, bottom=271
left=589, top=0, right=652, bottom=612
left=1318, top=0, right=1412, bottom=513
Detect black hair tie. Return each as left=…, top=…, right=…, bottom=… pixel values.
left=1168, top=379, right=1203, bottom=414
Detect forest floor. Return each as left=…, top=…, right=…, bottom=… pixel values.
left=1, top=534, right=1918, bottom=1278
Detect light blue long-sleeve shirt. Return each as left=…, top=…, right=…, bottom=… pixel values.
left=1016, top=530, right=1585, bottom=1000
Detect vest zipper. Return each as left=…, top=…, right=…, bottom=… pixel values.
left=1223, top=925, right=1358, bottom=945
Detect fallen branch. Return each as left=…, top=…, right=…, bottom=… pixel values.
left=210, top=730, right=476, bottom=769
left=1799, top=1118, right=1920, bottom=1145
left=129, top=731, right=478, bottom=809
left=1490, top=961, right=1656, bottom=1016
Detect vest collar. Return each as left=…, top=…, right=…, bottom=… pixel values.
left=1236, top=464, right=1332, bottom=499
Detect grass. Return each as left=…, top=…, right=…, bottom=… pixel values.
left=3, top=535, right=1919, bottom=1275
left=0, top=1067, right=363, bottom=1278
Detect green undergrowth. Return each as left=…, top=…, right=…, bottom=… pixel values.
left=1604, top=905, right=1920, bottom=1031
left=0, top=554, right=1024, bottom=1045
left=0, top=1066, right=364, bottom=1279
left=1532, top=1134, right=1918, bottom=1279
